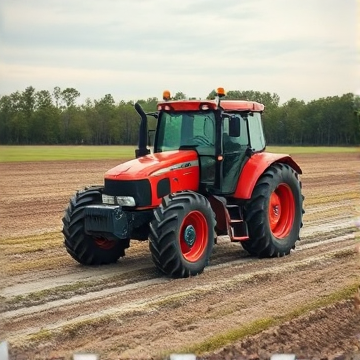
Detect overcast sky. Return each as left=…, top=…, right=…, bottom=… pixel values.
left=0, top=0, right=357, bottom=104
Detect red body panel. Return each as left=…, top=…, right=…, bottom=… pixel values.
left=158, top=100, right=264, bottom=112
left=220, top=100, right=264, bottom=112
left=105, top=151, right=200, bottom=207
left=234, top=152, right=302, bottom=200
left=158, top=101, right=217, bottom=112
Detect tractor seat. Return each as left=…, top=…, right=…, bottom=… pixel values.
left=223, top=133, right=241, bottom=153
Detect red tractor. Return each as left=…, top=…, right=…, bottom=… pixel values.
left=62, top=88, right=304, bottom=278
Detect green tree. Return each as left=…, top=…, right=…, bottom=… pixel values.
left=173, top=92, right=186, bottom=100
left=354, top=94, right=360, bottom=144
left=31, top=90, right=60, bottom=143
left=0, top=86, right=358, bottom=146
left=94, top=94, right=116, bottom=144
left=278, top=98, right=306, bottom=144
left=18, top=86, right=36, bottom=143
left=61, top=88, right=80, bottom=108
left=0, top=95, right=13, bottom=143
left=59, top=88, right=81, bottom=143
left=117, top=101, right=139, bottom=145
left=53, top=86, right=61, bottom=108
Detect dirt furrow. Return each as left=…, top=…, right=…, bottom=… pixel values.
left=4, top=240, right=357, bottom=339
left=7, top=247, right=359, bottom=359
left=2, top=221, right=355, bottom=302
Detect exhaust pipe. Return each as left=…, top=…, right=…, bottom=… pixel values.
left=134, top=102, right=150, bottom=158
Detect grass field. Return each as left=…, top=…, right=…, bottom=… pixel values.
left=0, top=145, right=358, bottom=162
left=0, top=145, right=136, bottom=162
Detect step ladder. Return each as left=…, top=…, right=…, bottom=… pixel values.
left=226, top=204, right=249, bottom=242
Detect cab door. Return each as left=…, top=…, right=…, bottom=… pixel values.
left=221, top=114, right=249, bottom=193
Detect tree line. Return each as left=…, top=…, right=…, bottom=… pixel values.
left=0, top=86, right=358, bottom=146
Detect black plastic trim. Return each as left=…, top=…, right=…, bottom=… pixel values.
left=104, top=179, right=152, bottom=207
left=157, top=178, right=170, bottom=199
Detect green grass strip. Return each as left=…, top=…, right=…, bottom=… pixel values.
left=266, top=146, right=360, bottom=154
left=9, top=281, right=89, bottom=304
left=172, top=282, right=359, bottom=356
left=0, top=145, right=358, bottom=162
left=0, top=145, right=135, bottom=162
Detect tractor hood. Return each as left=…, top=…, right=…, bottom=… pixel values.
left=105, top=150, right=199, bottom=181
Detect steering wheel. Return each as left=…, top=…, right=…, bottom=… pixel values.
left=193, top=136, right=213, bottom=147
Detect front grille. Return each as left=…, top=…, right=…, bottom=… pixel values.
left=104, top=179, right=152, bottom=207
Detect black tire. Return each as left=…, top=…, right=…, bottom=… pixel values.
left=243, top=163, right=304, bottom=257
left=149, top=191, right=216, bottom=278
left=62, top=186, right=129, bottom=265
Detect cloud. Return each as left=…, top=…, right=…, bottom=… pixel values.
left=0, top=0, right=357, bottom=103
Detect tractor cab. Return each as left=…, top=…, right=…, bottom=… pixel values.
left=137, top=88, right=266, bottom=194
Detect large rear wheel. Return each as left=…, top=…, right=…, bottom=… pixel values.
left=62, top=187, right=129, bottom=265
left=243, top=163, right=304, bottom=257
left=149, top=191, right=216, bottom=278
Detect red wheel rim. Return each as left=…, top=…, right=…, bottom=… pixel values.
left=268, top=183, right=295, bottom=239
left=94, top=237, right=116, bottom=250
left=180, top=211, right=208, bottom=262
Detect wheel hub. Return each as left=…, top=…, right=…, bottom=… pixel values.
left=273, top=204, right=280, bottom=217
left=268, top=183, right=295, bottom=239
left=95, top=237, right=116, bottom=250
left=184, top=225, right=196, bottom=247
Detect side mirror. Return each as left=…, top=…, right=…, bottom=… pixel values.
left=148, top=130, right=155, bottom=147
left=229, top=116, right=240, bottom=137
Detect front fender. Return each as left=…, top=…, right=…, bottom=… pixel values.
left=233, top=152, right=302, bottom=200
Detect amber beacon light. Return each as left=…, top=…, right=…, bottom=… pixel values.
left=216, top=87, right=226, bottom=97
left=163, top=90, right=171, bottom=101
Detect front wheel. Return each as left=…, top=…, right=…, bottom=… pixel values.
left=62, top=187, right=129, bottom=265
left=243, top=163, right=304, bottom=257
left=149, top=191, right=216, bottom=278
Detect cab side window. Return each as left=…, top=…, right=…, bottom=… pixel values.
left=223, top=115, right=248, bottom=154
left=248, top=113, right=265, bottom=151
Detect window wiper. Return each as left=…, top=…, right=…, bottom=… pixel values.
left=179, top=144, right=199, bottom=150
left=146, top=112, right=158, bottom=119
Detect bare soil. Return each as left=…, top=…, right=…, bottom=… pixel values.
left=1, top=152, right=360, bottom=360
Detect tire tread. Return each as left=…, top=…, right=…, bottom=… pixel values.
left=62, top=187, right=128, bottom=265
left=243, top=163, right=304, bottom=257
left=149, top=191, right=215, bottom=278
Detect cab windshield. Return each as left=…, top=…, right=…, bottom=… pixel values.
left=155, top=111, right=216, bottom=152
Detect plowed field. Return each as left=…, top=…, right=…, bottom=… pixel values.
left=1, top=152, right=360, bottom=360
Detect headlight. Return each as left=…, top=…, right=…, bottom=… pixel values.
left=116, top=196, right=136, bottom=207
left=102, top=194, right=115, bottom=205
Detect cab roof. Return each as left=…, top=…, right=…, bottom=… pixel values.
left=157, top=99, right=265, bottom=112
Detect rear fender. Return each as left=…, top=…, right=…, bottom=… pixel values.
left=233, top=152, right=302, bottom=200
